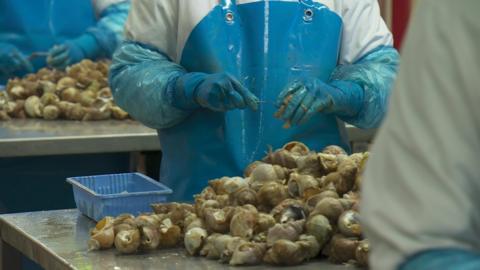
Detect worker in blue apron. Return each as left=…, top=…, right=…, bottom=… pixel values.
left=110, top=0, right=400, bottom=201
left=0, top=0, right=131, bottom=84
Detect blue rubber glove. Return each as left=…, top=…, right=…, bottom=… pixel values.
left=47, top=34, right=99, bottom=69
left=0, top=43, right=33, bottom=77
left=169, top=72, right=259, bottom=112
left=275, top=77, right=364, bottom=126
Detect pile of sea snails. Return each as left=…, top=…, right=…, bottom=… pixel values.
left=89, top=142, right=370, bottom=267
left=0, top=60, right=128, bottom=121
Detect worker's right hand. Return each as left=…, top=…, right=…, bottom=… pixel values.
left=0, top=43, right=33, bottom=77
left=169, top=72, right=259, bottom=112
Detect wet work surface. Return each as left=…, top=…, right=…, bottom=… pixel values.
left=0, top=209, right=358, bottom=270
left=0, top=119, right=161, bottom=157
left=0, top=119, right=374, bottom=157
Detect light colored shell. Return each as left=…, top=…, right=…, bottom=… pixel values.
left=39, top=80, right=56, bottom=94
left=40, top=92, right=60, bottom=106
left=89, top=217, right=115, bottom=250
left=230, top=187, right=257, bottom=206
left=184, top=227, right=208, bottom=256
left=199, top=233, right=222, bottom=259
left=257, top=181, right=289, bottom=209
left=287, top=173, right=319, bottom=198
left=255, top=213, right=276, bottom=234
left=24, top=96, right=43, bottom=118
left=43, top=105, right=60, bottom=120
left=56, top=77, right=77, bottom=91
left=310, top=197, right=344, bottom=224
left=60, top=87, right=80, bottom=103
left=203, top=207, right=232, bottom=233
left=158, top=218, right=182, bottom=248
left=249, top=164, right=288, bottom=190
left=338, top=210, right=362, bottom=238
left=114, top=229, right=141, bottom=254
left=140, top=226, right=160, bottom=250
left=230, top=206, right=258, bottom=240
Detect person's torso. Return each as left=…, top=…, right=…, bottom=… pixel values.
left=0, top=0, right=97, bottom=70
left=157, top=0, right=350, bottom=201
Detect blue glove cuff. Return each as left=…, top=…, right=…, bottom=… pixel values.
left=327, top=80, right=364, bottom=118
left=71, top=33, right=100, bottom=60
left=167, top=72, right=207, bottom=111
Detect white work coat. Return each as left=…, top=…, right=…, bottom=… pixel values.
left=361, top=0, right=480, bottom=269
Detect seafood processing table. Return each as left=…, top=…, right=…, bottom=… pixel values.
left=0, top=119, right=374, bottom=157
left=0, top=119, right=161, bottom=157
left=0, top=209, right=359, bottom=270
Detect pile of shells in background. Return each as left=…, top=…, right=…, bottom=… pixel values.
left=0, top=60, right=128, bottom=121
left=88, top=142, right=369, bottom=267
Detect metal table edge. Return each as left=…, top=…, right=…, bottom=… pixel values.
left=0, top=215, right=73, bottom=270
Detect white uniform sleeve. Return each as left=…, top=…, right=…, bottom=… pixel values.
left=93, top=0, right=129, bottom=15
left=360, top=0, right=480, bottom=269
left=124, top=0, right=179, bottom=60
left=339, top=0, right=393, bottom=64
left=123, top=0, right=216, bottom=62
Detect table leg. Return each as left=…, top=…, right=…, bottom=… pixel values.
left=0, top=239, right=22, bottom=270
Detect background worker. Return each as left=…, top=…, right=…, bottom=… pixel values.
left=0, top=0, right=131, bottom=84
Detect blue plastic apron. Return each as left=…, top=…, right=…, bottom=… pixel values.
left=0, top=0, right=96, bottom=74
left=158, top=0, right=347, bottom=202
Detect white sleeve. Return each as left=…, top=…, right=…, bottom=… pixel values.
left=360, top=0, right=480, bottom=269
left=339, top=0, right=393, bottom=64
left=93, top=0, right=128, bottom=15
left=123, top=0, right=179, bottom=60
left=123, top=0, right=217, bottom=62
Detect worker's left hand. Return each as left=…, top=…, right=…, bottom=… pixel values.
left=47, top=34, right=99, bottom=69
left=275, top=77, right=363, bottom=126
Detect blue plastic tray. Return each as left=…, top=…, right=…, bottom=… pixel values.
left=67, top=172, right=172, bottom=221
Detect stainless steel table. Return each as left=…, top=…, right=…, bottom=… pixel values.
left=0, top=209, right=358, bottom=270
left=0, top=119, right=374, bottom=157
left=0, top=119, right=160, bottom=157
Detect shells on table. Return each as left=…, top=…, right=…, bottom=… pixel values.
left=88, top=142, right=369, bottom=267
left=0, top=60, right=129, bottom=121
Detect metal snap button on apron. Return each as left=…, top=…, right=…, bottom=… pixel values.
left=225, top=11, right=234, bottom=23
left=303, top=8, right=314, bottom=22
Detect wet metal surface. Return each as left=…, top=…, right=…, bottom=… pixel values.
left=0, top=209, right=358, bottom=270
left=0, top=119, right=373, bottom=157
left=0, top=119, right=161, bottom=157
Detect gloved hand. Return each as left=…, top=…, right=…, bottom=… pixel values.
left=0, top=43, right=33, bottom=76
left=47, top=34, right=99, bottom=69
left=275, top=77, right=364, bottom=126
left=169, top=72, right=259, bottom=112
